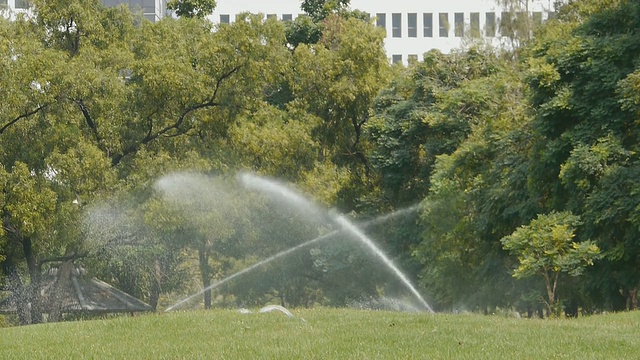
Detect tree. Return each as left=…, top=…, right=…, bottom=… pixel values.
left=301, top=0, right=350, bottom=22
left=366, top=47, right=526, bottom=311
left=286, top=0, right=368, bottom=49
left=167, top=0, right=217, bottom=18
left=501, top=211, right=600, bottom=315
left=497, top=0, right=550, bottom=52
left=284, top=14, right=323, bottom=48
left=288, top=14, right=389, bottom=209
left=1, top=0, right=291, bottom=322
left=526, top=0, right=640, bottom=310
left=367, top=48, right=504, bottom=207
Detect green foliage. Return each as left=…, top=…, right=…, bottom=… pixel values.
left=368, top=47, right=530, bottom=311
left=403, top=0, right=640, bottom=314
left=284, top=14, right=322, bottom=48
left=229, top=106, right=319, bottom=182
left=301, top=0, right=350, bottom=22
left=288, top=1, right=369, bottom=48
left=525, top=0, right=640, bottom=309
left=367, top=48, right=503, bottom=206
left=166, top=0, right=216, bottom=18
left=3, top=163, right=55, bottom=237
left=501, top=211, right=600, bottom=314
left=501, top=212, right=599, bottom=278
left=285, top=14, right=389, bottom=210
left=0, top=0, right=300, bottom=321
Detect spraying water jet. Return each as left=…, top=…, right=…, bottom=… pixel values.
left=164, top=172, right=433, bottom=313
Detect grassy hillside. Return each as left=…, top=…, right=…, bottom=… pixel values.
left=1, top=309, right=639, bottom=359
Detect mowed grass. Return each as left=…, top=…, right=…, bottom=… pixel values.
left=1, top=308, right=639, bottom=359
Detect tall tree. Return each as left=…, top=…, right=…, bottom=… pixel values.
left=0, top=1, right=289, bottom=322
left=289, top=14, right=389, bottom=210
left=526, top=0, right=640, bottom=310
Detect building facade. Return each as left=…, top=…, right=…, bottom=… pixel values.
left=211, top=0, right=555, bottom=64
left=1, top=0, right=555, bottom=64
left=0, top=0, right=30, bottom=18
left=1, top=0, right=166, bottom=22
left=101, top=0, right=166, bottom=23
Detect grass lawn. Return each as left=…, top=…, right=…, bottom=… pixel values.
left=1, top=308, right=639, bottom=359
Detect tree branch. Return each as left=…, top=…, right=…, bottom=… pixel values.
left=210, top=65, right=242, bottom=103
left=75, top=99, right=101, bottom=143
left=40, top=252, right=88, bottom=265
left=110, top=65, right=243, bottom=166
left=0, top=105, right=48, bottom=135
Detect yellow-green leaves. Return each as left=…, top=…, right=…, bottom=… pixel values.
left=501, top=211, right=600, bottom=313
left=166, top=0, right=217, bottom=19
left=46, top=141, right=117, bottom=200
left=3, top=162, right=57, bottom=237
left=229, top=106, right=319, bottom=182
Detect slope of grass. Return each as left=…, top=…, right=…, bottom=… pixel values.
left=1, top=308, right=639, bottom=359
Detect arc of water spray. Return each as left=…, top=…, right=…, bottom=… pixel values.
left=164, top=230, right=339, bottom=312
left=165, top=173, right=433, bottom=313
left=238, top=173, right=433, bottom=313
left=163, top=210, right=422, bottom=312
left=164, top=209, right=415, bottom=312
left=333, top=215, right=434, bottom=313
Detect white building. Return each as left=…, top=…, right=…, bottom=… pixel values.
left=211, top=0, right=555, bottom=64
left=0, top=0, right=30, bottom=18
left=101, top=0, right=167, bottom=22
left=1, top=0, right=555, bottom=64
left=1, top=0, right=166, bottom=22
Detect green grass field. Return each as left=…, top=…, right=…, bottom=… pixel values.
left=1, top=309, right=639, bottom=359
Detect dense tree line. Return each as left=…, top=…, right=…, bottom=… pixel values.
left=0, top=0, right=638, bottom=324
left=402, top=0, right=640, bottom=314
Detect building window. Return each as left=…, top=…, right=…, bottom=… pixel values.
left=220, top=14, right=230, bottom=24
left=517, top=11, right=528, bottom=33
left=501, top=11, right=513, bottom=37
left=142, top=0, right=155, bottom=14
left=439, top=13, right=449, bottom=37
left=392, top=13, right=401, bottom=38
left=454, top=13, right=464, bottom=37
left=392, top=54, right=402, bottom=64
left=282, top=14, right=293, bottom=22
left=470, top=12, right=480, bottom=37
left=267, top=14, right=277, bottom=20
left=485, top=12, right=496, bottom=37
left=408, top=54, right=418, bottom=64
left=533, top=11, right=543, bottom=26
left=423, top=13, right=433, bottom=37
left=109, top=0, right=155, bottom=14
left=408, top=13, right=417, bottom=38
left=15, top=0, right=29, bottom=9
left=376, top=13, right=386, bottom=32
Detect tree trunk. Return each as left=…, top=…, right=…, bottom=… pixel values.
left=543, top=271, right=555, bottom=317
left=1, top=256, right=30, bottom=324
left=47, top=259, right=73, bottom=323
left=629, top=288, right=638, bottom=310
left=198, top=247, right=211, bottom=309
left=149, top=258, right=162, bottom=310
left=23, top=237, right=43, bottom=324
